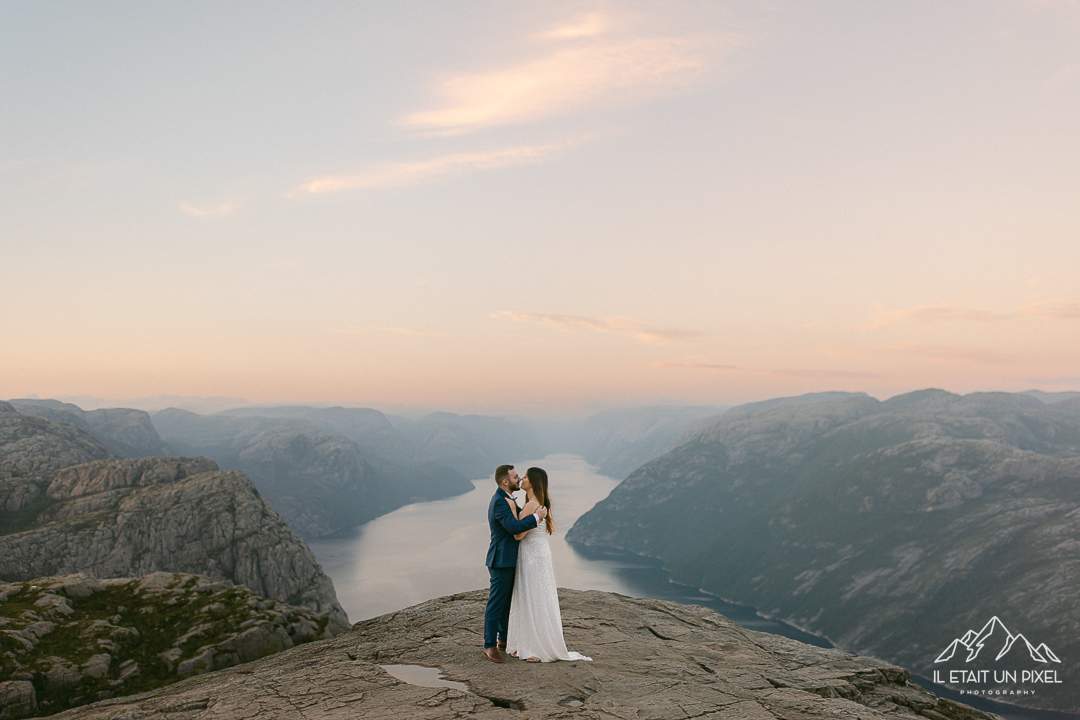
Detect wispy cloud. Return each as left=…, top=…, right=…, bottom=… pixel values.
left=650, top=362, right=876, bottom=379
left=298, top=139, right=581, bottom=195
left=862, top=305, right=1011, bottom=330
left=1020, top=300, right=1080, bottom=319
left=832, top=342, right=1015, bottom=366
left=402, top=14, right=717, bottom=135
left=884, top=342, right=1013, bottom=365
left=540, top=13, right=609, bottom=40
left=494, top=311, right=700, bottom=345
left=179, top=201, right=235, bottom=217
left=862, top=299, right=1080, bottom=329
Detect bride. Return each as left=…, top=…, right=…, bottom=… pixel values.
left=504, top=467, right=592, bottom=663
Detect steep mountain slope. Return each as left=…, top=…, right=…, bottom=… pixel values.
left=573, top=405, right=727, bottom=479
left=7, top=399, right=169, bottom=458
left=0, top=456, right=345, bottom=621
left=568, top=390, right=1080, bottom=713
left=0, top=402, right=114, bottom=534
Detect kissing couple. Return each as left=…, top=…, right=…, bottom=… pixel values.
left=483, top=464, right=592, bottom=663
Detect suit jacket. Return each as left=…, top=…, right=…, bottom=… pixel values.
left=486, top=488, right=539, bottom=568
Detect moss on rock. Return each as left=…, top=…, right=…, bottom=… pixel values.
left=0, top=572, right=349, bottom=718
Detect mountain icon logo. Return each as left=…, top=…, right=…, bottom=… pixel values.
left=935, top=616, right=1061, bottom=664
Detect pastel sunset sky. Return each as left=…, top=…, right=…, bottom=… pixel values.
left=3, top=1, right=1079, bottom=414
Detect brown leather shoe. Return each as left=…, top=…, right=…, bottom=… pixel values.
left=483, top=647, right=503, bottom=663
left=497, top=641, right=506, bottom=650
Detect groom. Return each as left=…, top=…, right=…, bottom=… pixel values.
left=483, top=464, right=547, bottom=663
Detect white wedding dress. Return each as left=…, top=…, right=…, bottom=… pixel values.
left=506, top=519, right=592, bottom=663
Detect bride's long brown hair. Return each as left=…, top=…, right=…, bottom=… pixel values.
left=526, top=467, right=555, bottom=534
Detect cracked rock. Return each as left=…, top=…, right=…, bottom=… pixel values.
left=39, top=589, right=1003, bottom=720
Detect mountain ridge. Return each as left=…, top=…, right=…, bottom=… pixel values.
left=8, top=399, right=169, bottom=459
left=567, top=389, right=1080, bottom=713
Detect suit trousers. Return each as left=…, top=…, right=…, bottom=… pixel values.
left=484, top=566, right=516, bottom=648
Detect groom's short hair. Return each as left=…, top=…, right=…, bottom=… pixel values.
left=495, top=464, right=514, bottom=484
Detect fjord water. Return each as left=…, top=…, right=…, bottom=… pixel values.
left=307, top=454, right=1061, bottom=720
left=307, top=454, right=803, bottom=635
left=307, top=454, right=644, bottom=620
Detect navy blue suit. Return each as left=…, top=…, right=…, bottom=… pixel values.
left=484, top=487, right=538, bottom=648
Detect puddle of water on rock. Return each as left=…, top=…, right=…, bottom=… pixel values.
left=379, top=664, right=469, bottom=691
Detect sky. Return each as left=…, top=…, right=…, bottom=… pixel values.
left=2, top=0, right=1079, bottom=415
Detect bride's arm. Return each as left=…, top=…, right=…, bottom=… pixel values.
left=504, top=497, right=519, bottom=520
left=514, top=501, right=541, bottom=540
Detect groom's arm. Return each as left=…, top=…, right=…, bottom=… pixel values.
left=493, top=496, right=538, bottom=535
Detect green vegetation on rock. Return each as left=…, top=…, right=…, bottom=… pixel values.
left=0, top=572, right=347, bottom=718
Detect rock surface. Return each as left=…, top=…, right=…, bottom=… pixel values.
left=0, top=572, right=350, bottom=718
left=7, top=400, right=169, bottom=459
left=568, top=390, right=1080, bottom=713
left=37, top=589, right=1000, bottom=720
left=0, top=404, right=113, bottom=533
left=0, top=457, right=344, bottom=621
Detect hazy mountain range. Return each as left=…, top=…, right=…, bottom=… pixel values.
left=568, top=389, right=1080, bottom=713
left=150, top=407, right=545, bottom=538
left=4, top=389, right=1077, bottom=714
left=7, top=398, right=723, bottom=538
left=567, top=405, right=727, bottom=479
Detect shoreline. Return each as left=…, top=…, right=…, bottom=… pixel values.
left=567, top=540, right=1078, bottom=720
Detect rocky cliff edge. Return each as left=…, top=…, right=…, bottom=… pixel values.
left=0, top=458, right=344, bottom=622
left=42, top=589, right=1000, bottom=720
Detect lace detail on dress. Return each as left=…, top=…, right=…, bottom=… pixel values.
left=506, top=525, right=592, bottom=662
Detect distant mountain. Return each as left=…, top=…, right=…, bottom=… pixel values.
left=568, top=389, right=1080, bottom=713
left=224, top=406, right=415, bottom=466
left=8, top=398, right=170, bottom=458
left=224, top=406, right=549, bottom=479
left=219, top=403, right=723, bottom=490
left=0, top=401, right=114, bottom=533
left=572, top=405, right=727, bottom=479
left=152, top=408, right=478, bottom=538
left=1023, top=389, right=1080, bottom=404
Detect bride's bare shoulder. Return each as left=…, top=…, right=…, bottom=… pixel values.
left=520, top=500, right=541, bottom=515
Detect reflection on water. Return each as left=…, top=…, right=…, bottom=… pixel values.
left=309, top=454, right=1066, bottom=720
left=380, top=664, right=468, bottom=691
